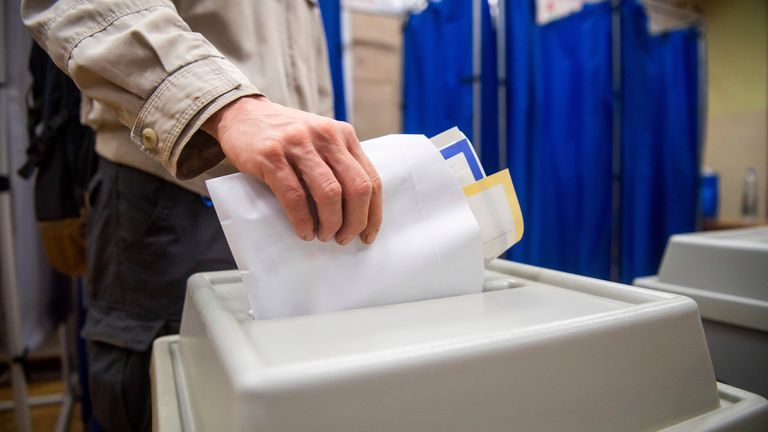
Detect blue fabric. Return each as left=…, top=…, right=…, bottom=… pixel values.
left=619, top=0, right=700, bottom=282
left=318, top=0, right=347, bottom=120
left=504, top=0, right=536, bottom=265
left=402, top=0, right=499, bottom=167
left=479, top=0, right=500, bottom=173
left=403, top=0, right=474, bottom=138
left=506, top=2, right=614, bottom=280
left=405, top=0, right=700, bottom=282
left=700, top=173, right=719, bottom=218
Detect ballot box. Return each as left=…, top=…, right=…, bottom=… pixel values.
left=635, top=227, right=768, bottom=399
left=151, top=260, right=768, bottom=431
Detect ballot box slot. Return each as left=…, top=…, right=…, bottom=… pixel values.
left=483, top=278, right=525, bottom=292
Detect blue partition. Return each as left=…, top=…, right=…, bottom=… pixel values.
left=403, top=0, right=474, bottom=138
left=479, top=0, right=500, bottom=173
left=620, top=0, right=700, bottom=283
left=404, top=0, right=700, bottom=282
left=319, top=0, right=347, bottom=121
left=506, top=2, right=614, bottom=280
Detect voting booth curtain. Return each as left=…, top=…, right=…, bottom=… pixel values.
left=506, top=1, right=615, bottom=280
left=619, top=0, right=700, bottom=283
left=403, top=0, right=474, bottom=139
left=403, top=0, right=700, bottom=283
left=403, top=0, right=500, bottom=171
left=319, top=0, right=347, bottom=121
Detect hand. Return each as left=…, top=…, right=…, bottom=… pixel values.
left=203, top=96, right=382, bottom=245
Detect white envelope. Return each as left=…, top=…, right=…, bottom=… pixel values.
left=206, top=134, right=484, bottom=320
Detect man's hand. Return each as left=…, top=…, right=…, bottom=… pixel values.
left=203, top=96, right=382, bottom=245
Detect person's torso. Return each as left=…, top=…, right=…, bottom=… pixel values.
left=85, top=0, right=334, bottom=194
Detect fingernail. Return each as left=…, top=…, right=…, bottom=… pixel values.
left=338, top=235, right=353, bottom=245
left=363, top=230, right=378, bottom=244
left=302, top=232, right=314, bottom=241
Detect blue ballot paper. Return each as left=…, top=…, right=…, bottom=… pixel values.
left=430, top=127, right=486, bottom=187
left=432, top=127, right=524, bottom=262
left=439, top=140, right=485, bottom=182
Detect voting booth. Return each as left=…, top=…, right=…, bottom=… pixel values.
left=151, top=260, right=768, bottom=431
left=635, top=227, right=768, bottom=399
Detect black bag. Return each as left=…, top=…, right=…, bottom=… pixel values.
left=19, top=43, right=97, bottom=276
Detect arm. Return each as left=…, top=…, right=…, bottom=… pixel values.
left=21, top=0, right=381, bottom=244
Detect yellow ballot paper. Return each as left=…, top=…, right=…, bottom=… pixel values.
left=463, top=169, right=524, bottom=262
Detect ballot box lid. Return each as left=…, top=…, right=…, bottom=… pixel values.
left=173, top=260, right=763, bottom=432
left=634, top=227, right=768, bottom=332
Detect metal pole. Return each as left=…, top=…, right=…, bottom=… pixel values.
left=0, top=0, right=32, bottom=427
left=696, top=23, right=707, bottom=231
left=53, top=321, right=75, bottom=432
left=610, top=0, right=623, bottom=282
left=1, top=2, right=75, bottom=429
left=472, top=0, right=482, bottom=153
left=497, top=0, right=507, bottom=170
left=0, top=193, right=33, bottom=432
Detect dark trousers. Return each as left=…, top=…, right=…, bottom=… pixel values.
left=83, top=158, right=235, bottom=432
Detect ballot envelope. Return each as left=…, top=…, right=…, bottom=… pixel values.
left=151, top=260, right=768, bottom=431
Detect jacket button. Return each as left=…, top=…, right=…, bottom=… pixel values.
left=142, top=128, right=159, bottom=149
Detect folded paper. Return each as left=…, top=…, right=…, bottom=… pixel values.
left=206, top=134, right=485, bottom=320
left=463, top=169, right=525, bottom=262
left=430, top=127, right=485, bottom=187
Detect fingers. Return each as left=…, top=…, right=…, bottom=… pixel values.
left=317, top=123, right=378, bottom=245
left=291, top=151, right=343, bottom=242
left=286, top=121, right=378, bottom=245
left=261, top=155, right=316, bottom=241
left=233, top=107, right=381, bottom=245
left=342, top=127, right=383, bottom=244
left=327, top=151, right=372, bottom=245
left=296, top=145, right=367, bottom=245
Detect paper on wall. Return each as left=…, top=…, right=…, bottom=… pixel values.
left=536, top=0, right=606, bottom=25
left=463, top=169, right=525, bottom=262
left=206, top=134, right=485, bottom=320
left=430, top=127, right=485, bottom=187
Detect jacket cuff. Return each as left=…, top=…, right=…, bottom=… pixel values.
left=131, top=57, right=261, bottom=179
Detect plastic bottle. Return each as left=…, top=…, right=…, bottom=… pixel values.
left=741, top=167, right=758, bottom=221
left=700, top=168, right=719, bottom=219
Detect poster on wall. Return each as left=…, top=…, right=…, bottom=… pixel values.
left=536, top=0, right=606, bottom=25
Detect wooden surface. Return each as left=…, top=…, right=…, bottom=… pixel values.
left=0, top=379, right=83, bottom=432
left=702, top=217, right=768, bottom=231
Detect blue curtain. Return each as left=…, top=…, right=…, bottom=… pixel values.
left=318, top=0, right=347, bottom=121
left=504, top=0, right=536, bottom=265
left=404, top=0, right=700, bottom=282
left=506, top=2, right=614, bottom=280
left=479, top=0, right=500, bottom=173
left=620, top=0, right=700, bottom=282
left=402, top=0, right=499, bottom=170
left=403, top=0, right=474, bottom=138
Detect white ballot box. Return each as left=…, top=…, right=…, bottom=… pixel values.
left=635, top=227, right=768, bottom=399
left=151, top=260, right=768, bottom=432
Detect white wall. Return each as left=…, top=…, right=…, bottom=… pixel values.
left=699, top=0, right=768, bottom=219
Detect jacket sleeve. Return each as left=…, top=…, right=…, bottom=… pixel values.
left=21, top=0, right=261, bottom=179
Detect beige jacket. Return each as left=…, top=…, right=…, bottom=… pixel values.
left=22, top=0, right=334, bottom=195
